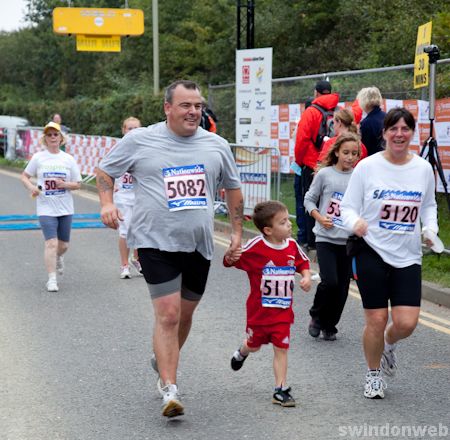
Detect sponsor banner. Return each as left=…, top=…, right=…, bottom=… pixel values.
left=269, top=98, right=449, bottom=191
left=15, top=128, right=119, bottom=176
left=235, top=47, right=272, bottom=149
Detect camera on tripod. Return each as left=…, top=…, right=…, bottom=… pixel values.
left=423, top=44, right=440, bottom=63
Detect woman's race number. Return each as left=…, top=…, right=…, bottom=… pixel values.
left=379, top=202, right=419, bottom=233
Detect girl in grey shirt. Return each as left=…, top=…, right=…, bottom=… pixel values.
left=304, top=133, right=363, bottom=340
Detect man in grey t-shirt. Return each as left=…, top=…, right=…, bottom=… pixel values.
left=96, top=80, right=243, bottom=418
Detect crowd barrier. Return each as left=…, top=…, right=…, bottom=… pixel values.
left=12, top=127, right=120, bottom=177
left=215, top=144, right=281, bottom=216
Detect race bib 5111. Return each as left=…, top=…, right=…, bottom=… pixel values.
left=260, top=265, right=295, bottom=309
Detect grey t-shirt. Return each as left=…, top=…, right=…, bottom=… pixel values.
left=304, top=165, right=353, bottom=245
left=99, top=122, right=241, bottom=259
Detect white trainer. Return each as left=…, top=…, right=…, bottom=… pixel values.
left=130, top=258, right=143, bottom=276
left=120, top=266, right=131, bottom=279
left=161, top=383, right=184, bottom=418
left=56, top=255, right=64, bottom=275
left=364, top=370, right=386, bottom=399
left=46, top=278, right=59, bottom=292
left=381, top=348, right=398, bottom=377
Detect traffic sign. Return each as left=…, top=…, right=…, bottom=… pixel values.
left=76, top=35, right=121, bottom=52
left=414, top=21, right=432, bottom=89
left=53, top=7, right=144, bottom=36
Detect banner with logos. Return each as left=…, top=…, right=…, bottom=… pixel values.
left=236, top=47, right=273, bottom=210
left=270, top=98, right=450, bottom=192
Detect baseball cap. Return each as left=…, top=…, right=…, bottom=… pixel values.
left=315, top=80, right=332, bottom=94
left=43, top=121, right=62, bottom=133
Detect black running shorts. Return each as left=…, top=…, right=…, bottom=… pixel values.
left=353, top=244, right=421, bottom=309
left=138, top=248, right=211, bottom=301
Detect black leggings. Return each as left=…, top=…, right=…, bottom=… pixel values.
left=309, top=242, right=351, bottom=333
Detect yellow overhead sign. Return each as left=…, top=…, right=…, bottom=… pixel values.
left=414, top=21, right=432, bottom=89
left=53, top=7, right=144, bottom=36
left=76, top=35, right=121, bottom=52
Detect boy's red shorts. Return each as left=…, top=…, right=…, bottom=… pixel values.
left=246, top=322, right=291, bottom=349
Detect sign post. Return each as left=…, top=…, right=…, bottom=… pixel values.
left=413, top=21, right=432, bottom=89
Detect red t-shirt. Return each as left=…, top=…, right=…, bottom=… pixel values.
left=224, top=236, right=310, bottom=326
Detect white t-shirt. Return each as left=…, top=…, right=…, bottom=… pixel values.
left=114, top=172, right=135, bottom=206
left=24, top=150, right=82, bottom=216
left=340, top=152, right=438, bottom=267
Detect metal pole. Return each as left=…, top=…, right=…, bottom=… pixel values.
left=152, top=0, right=160, bottom=95
left=236, top=0, right=241, bottom=50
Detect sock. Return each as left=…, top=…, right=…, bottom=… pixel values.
left=233, top=349, right=246, bottom=361
left=48, top=272, right=57, bottom=280
left=384, top=341, right=396, bottom=352
left=368, top=368, right=380, bottom=376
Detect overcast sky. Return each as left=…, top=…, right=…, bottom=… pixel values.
left=0, top=0, right=28, bottom=32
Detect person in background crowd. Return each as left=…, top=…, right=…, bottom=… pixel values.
left=96, top=80, right=243, bottom=418
left=356, top=87, right=386, bottom=156
left=199, top=98, right=218, bottom=133
left=114, top=117, right=143, bottom=279
left=318, top=108, right=368, bottom=164
left=21, top=122, right=81, bottom=292
left=304, top=133, right=362, bottom=341
left=293, top=80, right=340, bottom=251
left=225, top=200, right=311, bottom=408
left=340, top=108, right=439, bottom=399
left=291, top=97, right=313, bottom=248
left=51, top=113, right=70, bottom=135
left=351, top=99, right=363, bottom=125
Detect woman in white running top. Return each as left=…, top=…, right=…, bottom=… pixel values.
left=340, top=107, right=439, bottom=399
left=21, top=121, right=81, bottom=292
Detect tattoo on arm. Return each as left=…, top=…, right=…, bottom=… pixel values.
left=233, top=199, right=244, bottom=225
left=96, top=172, right=113, bottom=193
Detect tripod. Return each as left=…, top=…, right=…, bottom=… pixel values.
left=419, top=44, right=450, bottom=212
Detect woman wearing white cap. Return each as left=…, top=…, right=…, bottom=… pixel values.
left=21, top=122, right=82, bottom=292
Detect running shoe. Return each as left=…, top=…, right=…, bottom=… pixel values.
left=364, top=370, right=386, bottom=399
left=161, top=383, right=184, bottom=418
left=231, top=349, right=248, bottom=371
left=130, top=257, right=143, bottom=276
left=56, top=255, right=64, bottom=275
left=308, top=319, right=321, bottom=338
left=321, top=330, right=337, bottom=341
left=46, top=278, right=59, bottom=292
left=381, top=347, right=398, bottom=377
left=120, top=265, right=131, bottom=279
left=272, top=387, right=296, bottom=407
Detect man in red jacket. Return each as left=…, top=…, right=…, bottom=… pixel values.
left=293, top=80, right=340, bottom=250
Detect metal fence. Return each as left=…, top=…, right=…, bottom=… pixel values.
left=215, top=144, right=281, bottom=215
left=207, top=59, right=450, bottom=143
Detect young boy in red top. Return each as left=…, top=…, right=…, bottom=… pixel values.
left=224, top=200, right=311, bottom=407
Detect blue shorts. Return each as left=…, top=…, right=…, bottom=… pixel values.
left=38, top=215, right=73, bottom=242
